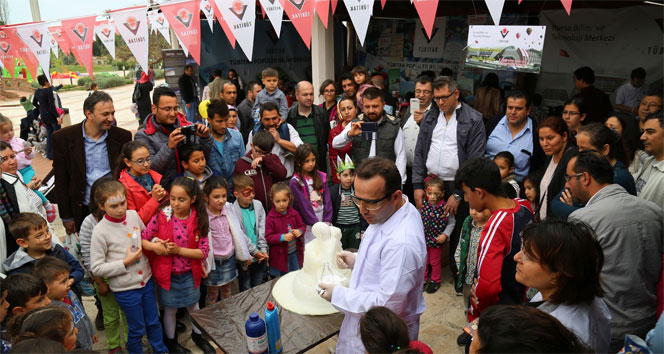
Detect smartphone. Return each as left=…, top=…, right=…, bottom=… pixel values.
left=410, top=98, right=420, bottom=115
left=361, top=121, right=378, bottom=140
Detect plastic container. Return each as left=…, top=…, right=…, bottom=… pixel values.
left=265, top=302, right=282, bottom=353
left=245, top=312, right=268, bottom=354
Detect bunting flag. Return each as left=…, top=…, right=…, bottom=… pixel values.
left=315, top=0, right=330, bottom=28
left=259, top=0, right=284, bottom=37
left=219, top=0, right=257, bottom=60
left=152, top=12, right=172, bottom=45
left=210, top=0, right=237, bottom=48
left=0, top=27, right=20, bottom=75
left=61, top=16, right=97, bottom=80
left=485, top=0, right=505, bottom=26
left=179, top=36, right=189, bottom=57
left=2, top=26, right=40, bottom=79
left=560, top=0, right=573, bottom=15
left=201, top=0, right=215, bottom=32
left=380, top=0, right=386, bottom=9
left=95, top=20, right=116, bottom=59
left=49, top=32, right=58, bottom=59
left=518, top=0, right=523, bottom=4
left=413, top=0, right=438, bottom=39
left=343, top=0, right=373, bottom=46
left=160, top=0, right=202, bottom=64
left=331, top=0, right=338, bottom=14
left=15, top=21, right=52, bottom=82
left=48, top=26, right=71, bottom=55
left=147, top=9, right=157, bottom=34
left=109, top=6, right=150, bottom=73
left=281, top=0, right=315, bottom=49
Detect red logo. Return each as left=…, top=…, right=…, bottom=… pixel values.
left=72, top=22, right=88, bottom=42
left=123, top=16, right=141, bottom=35
left=229, top=1, right=248, bottom=20
left=0, top=31, right=7, bottom=39
left=156, top=16, right=165, bottom=26
left=101, top=27, right=112, bottom=38
left=175, top=8, right=193, bottom=27
left=500, top=27, right=509, bottom=38
left=30, top=29, right=44, bottom=47
left=0, top=42, right=10, bottom=54
left=289, top=0, right=305, bottom=11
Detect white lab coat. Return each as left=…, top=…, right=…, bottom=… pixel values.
left=331, top=196, right=427, bottom=353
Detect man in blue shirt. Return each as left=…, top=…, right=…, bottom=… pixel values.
left=206, top=98, right=245, bottom=191
left=485, top=91, right=541, bottom=181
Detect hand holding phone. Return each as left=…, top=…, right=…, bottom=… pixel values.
left=410, top=98, right=420, bottom=115
left=361, top=121, right=378, bottom=141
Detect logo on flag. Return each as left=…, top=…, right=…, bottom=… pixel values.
left=0, top=31, right=6, bottom=39
left=289, top=0, right=305, bottom=11
left=229, top=1, right=248, bottom=20
left=175, top=8, right=193, bottom=27
left=0, top=42, right=10, bottom=54
left=123, top=16, right=141, bottom=35
left=267, top=0, right=276, bottom=4
left=156, top=16, right=165, bottom=26
left=500, top=27, right=509, bottom=38
left=205, top=3, right=212, bottom=11
left=30, top=30, right=43, bottom=47
left=73, top=23, right=88, bottom=42
left=101, top=27, right=112, bottom=38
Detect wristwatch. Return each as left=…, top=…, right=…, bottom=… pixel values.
left=453, top=193, right=462, bottom=202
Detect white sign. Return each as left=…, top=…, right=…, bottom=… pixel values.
left=413, top=17, right=446, bottom=59
left=466, top=25, right=546, bottom=74
left=201, top=0, right=215, bottom=32
left=95, top=21, right=116, bottom=59
left=49, top=32, right=59, bottom=59
left=485, top=0, right=505, bottom=26
left=343, top=0, right=373, bottom=46
left=259, top=0, right=284, bottom=37
left=218, top=0, right=257, bottom=60
left=110, top=6, right=150, bottom=73
left=15, top=22, right=52, bottom=82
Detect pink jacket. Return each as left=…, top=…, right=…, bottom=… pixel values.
left=7, top=136, right=35, bottom=171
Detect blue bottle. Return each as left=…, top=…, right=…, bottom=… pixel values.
left=245, top=312, right=268, bottom=354
left=265, top=302, right=282, bottom=353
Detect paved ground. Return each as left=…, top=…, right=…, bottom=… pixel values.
left=1, top=82, right=467, bottom=353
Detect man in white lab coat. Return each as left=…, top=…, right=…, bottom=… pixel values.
left=318, top=157, right=427, bottom=353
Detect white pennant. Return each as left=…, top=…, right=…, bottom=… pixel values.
left=152, top=11, right=172, bottom=46
left=147, top=9, right=157, bottom=34
left=258, top=0, right=284, bottom=37
left=218, top=0, right=256, bottom=60
left=179, top=37, right=189, bottom=57
left=109, top=6, right=150, bottom=73
left=201, top=0, right=215, bottom=32
left=485, top=0, right=505, bottom=26
left=16, top=22, right=53, bottom=82
left=49, top=32, right=59, bottom=59
left=95, top=21, right=116, bottom=59
left=343, top=0, right=373, bottom=46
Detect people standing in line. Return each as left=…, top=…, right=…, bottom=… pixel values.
left=32, top=75, right=61, bottom=160
left=178, top=65, right=200, bottom=123
left=287, top=81, right=330, bottom=173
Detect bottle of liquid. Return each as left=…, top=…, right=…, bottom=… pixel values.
left=245, top=312, right=268, bottom=354
left=265, top=302, right=282, bottom=353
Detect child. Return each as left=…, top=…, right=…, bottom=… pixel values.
left=234, top=130, right=287, bottom=211
left=493, top=151, right=520, bottom=198
left=352, top=66, right=373, bottom=112
left=3, top=213, right=85, bottom=289
left=227, top=105, right=239, bottom=130
left=78, top=177, right=128, bottom=354
left=32, top=256, right=96, bottom=350
left=359, top=306, right=433, bottom=354
left=116, top=140, right=168, bottom=224
left=7, top=307, right=77, bottom=351
left=420, top=177, right=456, bottom=294
left=7, top=338, right=66, bottom=353
left=265, top=183, right=305, bottom=277
left=232, top=175, right=269, bottom=291
left=251, top=68, right=289, bottom=120
left=179, top=143, right=213, bottom=190
left=89, top=180, right=168, bottom=354
left=522, top=172, right=542, bottom=216
left=5, top=274, right=50, bottom=318
left=289, top=144, right=332, bottom=244
left=330, top=156, right=365, bottom=250
left=141, top=177, right=215, bottom=354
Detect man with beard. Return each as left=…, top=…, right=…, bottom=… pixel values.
left=340, top=72, right=357, bottom=100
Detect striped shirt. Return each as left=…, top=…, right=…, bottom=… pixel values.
left=337, top=188, right=360, bottom=225
left=295, top=112, right=317, bottom=146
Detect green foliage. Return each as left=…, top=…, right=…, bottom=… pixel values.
left=78, top=73, right=132, bottom=89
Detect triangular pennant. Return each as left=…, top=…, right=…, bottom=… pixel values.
left=210, top=0, right=237, bottom=48
left=218, top=0, right=257, bottom=61
left=61, top=15, right=97, bottom=81
left=315, top=0, right=330, bottom=28
left=412, top=0, right=439, bottom=39
left=179, top=37, right=189, bottom=57
left=15, top=21, right=52, bottom=82
left=259, top=0, right=284, bottom=37
left=109, top=6, right=150, bottom=73
left=95, top=20, right=116, bottom=59
left=343, top=0, right=373, bottom=46
left=152, top=12, right=172, bottom=46
left=201, top=0, right=215, bottom=32
left=49, top=32, right=58, bottom=59
left=160, top=0, right=202, bottom=64
left=485, top=0, right=505, bottom=26
left=560, top=0, right=573, bottom=15
left=48, top=26, right=71, bottom=55
left=331, top=0, right=338, bottom=14
left=281, top=0, right=315, bottom=49
left=518, top=0, right=523, bottom=4
left=0, top=27, right=20, bottom=75
left=380, top=0, right=386, bottom=9
left=2, top=26, right=40, bottom=79
left=147, top=9, right=157, bottom=34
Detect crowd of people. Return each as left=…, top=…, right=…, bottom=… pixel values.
left=0, top=62, right=661, bottom=354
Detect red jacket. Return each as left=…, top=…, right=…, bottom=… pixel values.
left=265, top=206, right=305, bottom=273
left=118, top=169, right=165, bottom=224
left=328, top=122, right=352, bottom=184
left=234, top=151, right=287, bottom=211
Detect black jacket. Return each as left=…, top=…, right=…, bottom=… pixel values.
left=178, top=73, right=197, bottom=103
left=0, top=179, right=20, bottom=256
left=330, top=183, right=368, bottom=230
left=539, top=143, right=578, bottom=219
left=286, top=103, right=330, bottom=173
left=32, top=87, right=58, bottom=124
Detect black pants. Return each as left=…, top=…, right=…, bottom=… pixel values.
left=404, top=166, right=415, bottom=206
left=443, top=181, right=469, bottom=292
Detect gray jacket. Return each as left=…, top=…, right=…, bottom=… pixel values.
left=232, top=200, right=267, bottom=255
left=569, top=184, right=663, bottom=341
left=412, top=102, right=485, bottom=191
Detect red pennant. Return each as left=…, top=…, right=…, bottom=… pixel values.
left=260, top=2, right=266, bottom=19
left=331, top=0, right=338, bottom=14
left=315, top=0, right=330, bottom=28
left=1, top=26, right=39, bottom=79
left=413, top=0, right=439, bottom=39
left=560, top=0, right=572, bottom=15
left=380, top=0, right=386, bottom=9
left=210, top=0, right=237, bottom=48
left=518, top=0, right=523, bottom=4
left=160, top=0, right=202, bottom=64
left=49, top=26, right=71, bottom=56
left=280, top=0, right=315, bottom=49
left=0, top=26, right=21, bottom=75
left=61, top=16, right=97, bottom=81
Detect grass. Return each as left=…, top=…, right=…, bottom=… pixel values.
left=54, top=64, right=116, bottom=74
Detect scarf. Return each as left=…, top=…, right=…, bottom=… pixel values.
left=0, top=182, right=16, bottom=224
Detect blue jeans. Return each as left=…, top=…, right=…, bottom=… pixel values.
left=269, top=252, right=300, bottom=277
left=43, top=120, right=60, bottom=160
left=238, top=260, right=266, bottom=291
left=113, top=278, right=167, bottom=354
left=184, top=100, right=199, bottom=123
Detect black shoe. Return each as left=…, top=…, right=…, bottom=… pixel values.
left=423, top=280, right=429, bottom=291
left=425, top=281, right=441, bottom=294
left=176, top=320, right=186, bottom=334
left=95, top=312, right=105, bottom=331
left=191, top=331, right=215, bottom=353
left=457, top=331, right=472, bottom=346
left=164, top=336, right=191, bottom=354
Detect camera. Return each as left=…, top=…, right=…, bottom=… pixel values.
left=180, top=125, right=197, bottom=144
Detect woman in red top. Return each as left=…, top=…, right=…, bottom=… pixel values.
left=328, top=96, right=358, bottom=184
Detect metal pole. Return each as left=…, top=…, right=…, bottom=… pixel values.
left=29, top=0, right=41, bottom=21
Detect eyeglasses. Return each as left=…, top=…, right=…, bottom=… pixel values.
left=323, top=89, right=336, bottom=94
left=564, top=172, right=584, bottom=182
left=130, top=157, right=152, bottom=165
left=639, top=101, right=662, bottom=109
left=31, top=229, right=51, bottom=241
left=0, top=154, right=16, bottom=164
left=562, top=110, right=580, bottom=116
left=433, top=91, right=456, bottom=102
left=158, top=106, right=180, bottom=113
left=415, top=89, right=432, bottom=95
left=350, top=191, right=395, bottom=211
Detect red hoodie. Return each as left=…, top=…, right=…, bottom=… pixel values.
left=233, top=151, right=287, bottom=211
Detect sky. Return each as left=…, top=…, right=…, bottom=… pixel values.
left=6, top=0, right=147, bottom=25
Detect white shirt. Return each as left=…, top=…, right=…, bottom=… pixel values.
left=245, top=123, right=303, bottom=178
left=403, top=103, right=432, bottom=166
left=425, top=105, right=461, bottom=180
left=616, top=82, right=648, bottom=108
left=539, top=159, right=558, bottom=220
left=331, top=196, right=427, bottom=353
left=332, top=118, right=407, bottom=184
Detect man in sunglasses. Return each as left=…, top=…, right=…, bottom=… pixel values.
left=318, top=157, right=426, bottom=353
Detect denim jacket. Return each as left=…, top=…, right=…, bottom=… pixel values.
left=208, top=128, right=245, bottom=184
